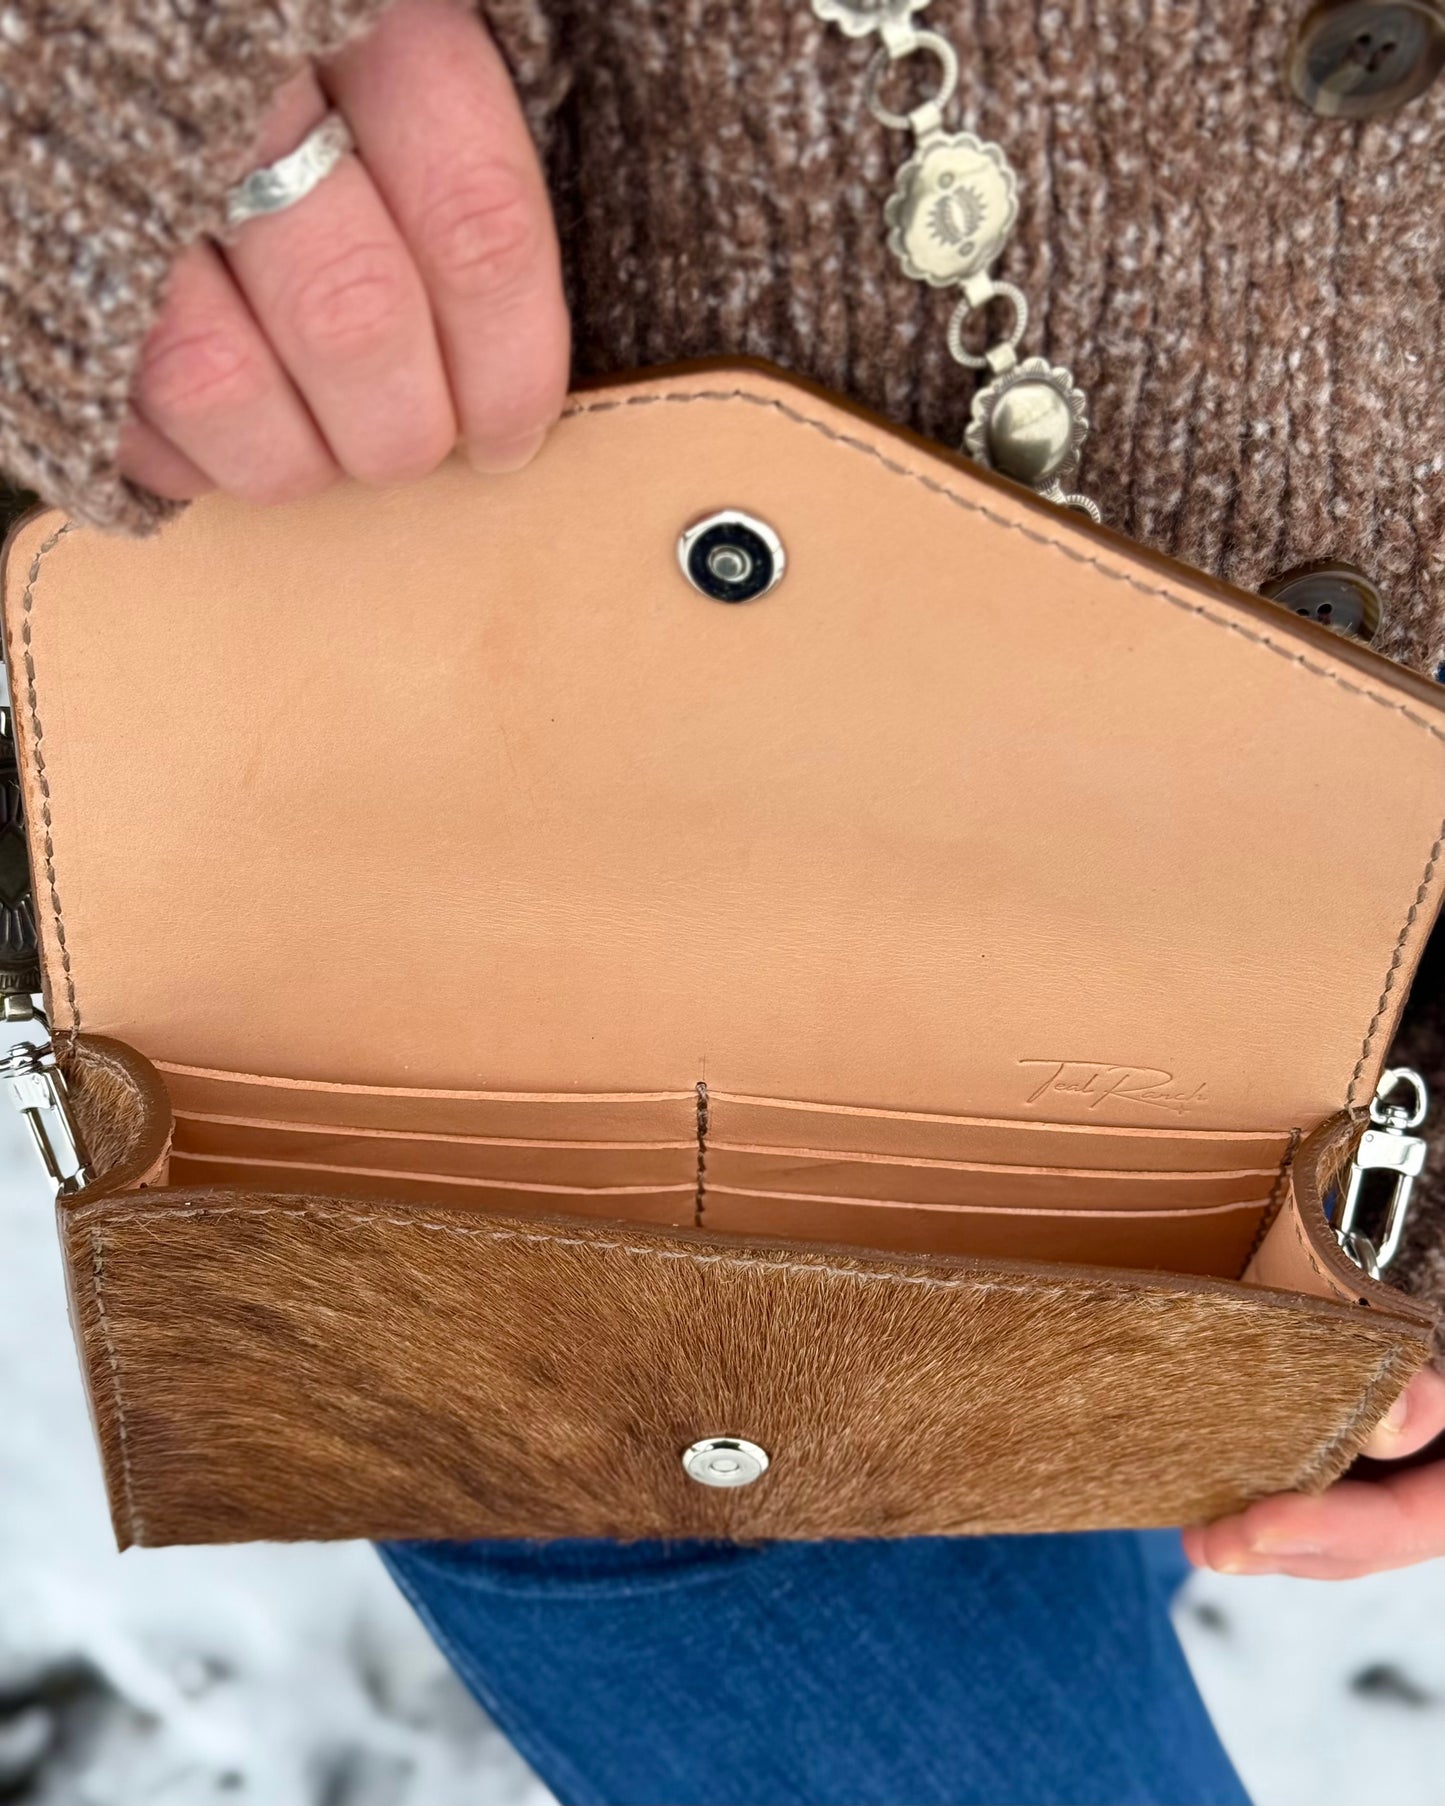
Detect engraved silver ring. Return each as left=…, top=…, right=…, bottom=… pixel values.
left=224, top=110, right=356, bottom=229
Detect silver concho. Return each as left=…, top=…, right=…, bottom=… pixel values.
left=884, top=133, right=1019, bottom=286
left=810, top=0, right=931, bottom=37
left=965, top=359, right=1089, bottom=486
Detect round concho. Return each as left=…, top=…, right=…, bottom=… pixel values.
left=965, top=359, right=1090, bottom=486
left=810, top=0, right=931, bottom=37
left=884, top=132, right=1019, bottom=286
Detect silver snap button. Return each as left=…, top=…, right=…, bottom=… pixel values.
left=678, top=512, right=786, bottom=603
left=681, top=1436, right=771, bottom=1488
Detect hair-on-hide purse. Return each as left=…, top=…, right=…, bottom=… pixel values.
left=1, top=356, right=1441, bottom=1549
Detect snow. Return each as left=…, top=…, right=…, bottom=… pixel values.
left=2, top=1075, right=1441, bottom=1805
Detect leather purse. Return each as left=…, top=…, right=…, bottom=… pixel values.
left=2, top=360, right=1440, bottom=1549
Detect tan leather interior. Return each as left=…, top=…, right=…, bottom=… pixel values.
left=6, top=361, right=1443, bottom=1284
left=52, top=1034, right=1437, bottom=1549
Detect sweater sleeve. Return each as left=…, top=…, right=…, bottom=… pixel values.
left=0, top=0, right=565, bottom=532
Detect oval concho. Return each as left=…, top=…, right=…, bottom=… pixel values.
left=884, top=132, right=1019, bottom=286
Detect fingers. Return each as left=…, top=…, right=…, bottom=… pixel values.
left=120, top=0, right=568, bottom=507
left=323, top=0, right=569, bottom=470
left=1183, top=1463, right=1445, bottom=1580
left=1360, top=1366, right=1445, bottom=1461
left=1183, top=1374, right=1445, bottom=1582
left=127, top=242, right=338, bottom=504
left=117, top=412, right=214, bottom=502
left=219, top=69, right=457, bottom=486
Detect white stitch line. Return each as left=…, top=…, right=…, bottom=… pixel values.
left=562, top=388, right=1445, bottom=742
left=88, top=1228, right=144, bottom=1543
left=72, top=1200, right=1407, bottom=1333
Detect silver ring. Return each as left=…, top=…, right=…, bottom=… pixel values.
left=946, top=280, right=1030, bottom=370
left=225, top=111, right=355, bottom=228
left=865, top=30, right=960, bottom=132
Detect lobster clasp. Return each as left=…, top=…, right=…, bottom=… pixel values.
left=1336, top=1068, right=1429, bottom=1279
left=0, top=998, right=92, bottom=1196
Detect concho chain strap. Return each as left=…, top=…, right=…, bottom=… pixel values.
left=811, top=0, right=1100, bottom=522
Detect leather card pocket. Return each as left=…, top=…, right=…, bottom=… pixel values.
left=701, top=1188, right=1271, bottom=1274
left=159, top=1064, right=698, bottom=1142
left=167, top=1151, right=698, bottom=1225
left=173, top=1115, right=696, bottom=1187
left=704, top=1146, right=1278, bottom=1210
left=705, top=1094, right=1291, bottom=1172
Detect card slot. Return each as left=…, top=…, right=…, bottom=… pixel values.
left=168, top=1150, right=697, bottom=1225
left=702, top=1189, right=1269, bottom=1275
left=706, top=1093, right=1292, bottom=1171
left=156, top=1065, right=1291, bottom=1179
left=706, top=1146, right=1276, bottom=1209
left=159, top=1063, right=697, bottom=1141
left=173, top=1115, right=696, bottom=1186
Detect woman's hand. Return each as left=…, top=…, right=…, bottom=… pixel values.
left=119, top=0, right=568, bottom=505
left=1183, top=1367, right=1445, bottom=1580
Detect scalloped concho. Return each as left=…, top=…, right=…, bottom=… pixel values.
left=884, top=132, right=1019, bottom=286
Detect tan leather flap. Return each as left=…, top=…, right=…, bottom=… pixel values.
left=4, top=361, right=1441, bottom=1137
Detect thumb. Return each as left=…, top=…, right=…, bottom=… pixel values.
left=1361, top=1367, right=1445, bottom=1461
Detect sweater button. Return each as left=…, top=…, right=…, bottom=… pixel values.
left=1287, top=1, right=1445, bottom=117
left=1261, top=561, right=1383, bottom=641
left=682, top=1437, right=771, bottom=1487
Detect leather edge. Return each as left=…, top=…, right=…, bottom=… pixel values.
left=65, top=1034, right=174, bottom=1197
left=0, top=505, right=77, bottom=1036
left=572, top=358, right=1445, bottom=715
left=56, top=1202, right=140, bottom=1550
left=63, top=1178, right=1431, bottom=1335
left=62, top=1180, right=1433, bottom=1545
left=6, top=367, right=1442, bottom=1121
left=1245, top=1113, right=1438, bottom=1327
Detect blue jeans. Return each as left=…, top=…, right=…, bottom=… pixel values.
left=381, top=1531, right=1248, bottom=1806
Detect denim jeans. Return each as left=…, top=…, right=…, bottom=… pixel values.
left=381, top=1530, right=1249, bottom=1806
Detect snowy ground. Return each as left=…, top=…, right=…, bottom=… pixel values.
left=2, top=1063, right=1441, bottom=1806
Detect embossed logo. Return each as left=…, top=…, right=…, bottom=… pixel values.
left=1018, top=1060, right=1207, bottom=1116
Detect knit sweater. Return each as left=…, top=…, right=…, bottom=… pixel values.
left=1, top=0, right=1442, bottom=1327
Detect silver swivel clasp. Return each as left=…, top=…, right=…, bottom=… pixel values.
left=1336, top=1068, right=1429, bottom=1279
left=0, top=996, right=92, bottom=1196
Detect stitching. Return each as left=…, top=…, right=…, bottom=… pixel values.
left=1347, top=831, right=1445, bottom=1107
left=84, top=1200, right=1104, bottom=1298
left=88, top=1228, right=144, bottom=1543
left=561, top=389, right=1445, bottom=742
left=19, top=383, right=1444, bottom=1073
left=1238, top=1129, right=1302, bottom=1278
left=693, top=1080, right=709, bottom=1229
left=17, top=521, right=79, bottom=1041
left=1287, top=1209, right=1334, bottom=1289
left=68, top=1199, right=1404, bottom=1327
left=84, top=1198, right=1412, bottom=1526
left=1293, top=1343, right=1411, bottom=1493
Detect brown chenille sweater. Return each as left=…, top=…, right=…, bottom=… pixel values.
left=1, top=0, right=1442, bottom=1331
